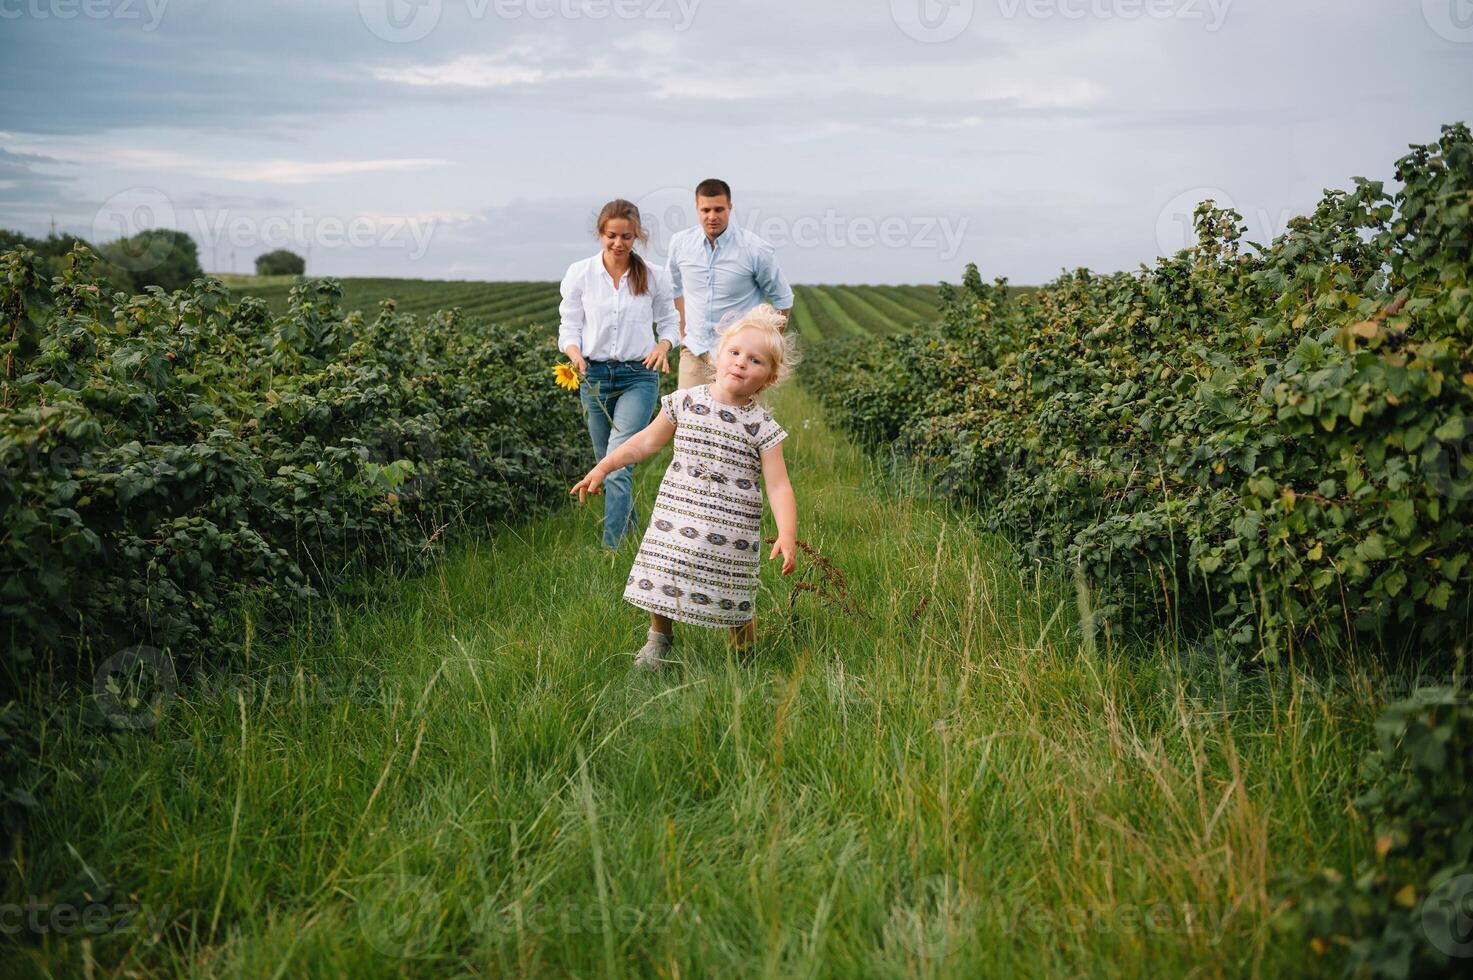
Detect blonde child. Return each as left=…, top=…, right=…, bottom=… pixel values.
left=570, top=304, right=800, bottom=667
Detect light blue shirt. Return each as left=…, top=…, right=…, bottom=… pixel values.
left=666, top=224, right=794, bottom=357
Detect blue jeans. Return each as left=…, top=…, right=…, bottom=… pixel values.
left=579, top=360, right=660, bottom=549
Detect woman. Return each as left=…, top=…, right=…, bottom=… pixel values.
left=558, top=199, right=681, bottom=550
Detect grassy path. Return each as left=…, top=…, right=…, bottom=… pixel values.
left=7, top=382, right=1375, bottom=978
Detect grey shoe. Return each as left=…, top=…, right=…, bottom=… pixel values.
left=633, top=629, right=673, bottom=670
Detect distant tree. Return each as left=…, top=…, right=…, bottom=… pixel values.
left=255, top=249, right=305, bottom=276
left=99, top=229, right=203, bottom=293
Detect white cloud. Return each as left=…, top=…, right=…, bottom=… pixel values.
left=369, top=35, right=1107, bottom=114
left=1, top=139, right=447, bottom=185
left=370, top=36, right=613, bottom=88
left=898, top=115, right=988, bottom=130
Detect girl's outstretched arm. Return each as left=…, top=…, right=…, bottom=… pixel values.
left=760, top=444, right=797, bottom=575
left=570, top=413, right=677, bottom=504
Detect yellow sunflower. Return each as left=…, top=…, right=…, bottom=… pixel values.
left=552, top=363, right=580, bottom=390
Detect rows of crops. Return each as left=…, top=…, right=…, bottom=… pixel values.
left=215, top=275, right=563, bottom=328
left=216, top=276, right=955, bottom=340
left=787, top=284, right=945, bottom=339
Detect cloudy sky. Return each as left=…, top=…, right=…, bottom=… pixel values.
left=1, top=0, right=1469, bottom=284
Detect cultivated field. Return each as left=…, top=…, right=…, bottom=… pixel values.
left=208, top=275, right=953, bottom=340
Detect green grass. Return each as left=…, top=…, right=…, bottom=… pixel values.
left=4, top=380, right=1381, bottom=977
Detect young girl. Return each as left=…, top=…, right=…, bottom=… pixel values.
left=570, top=304, right=800, bottom=668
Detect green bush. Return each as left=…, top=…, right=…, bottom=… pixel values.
left=255, top=248, right=305, bottom=276
left=1, top=245, right=585, bottom=687
left=807, top=123, right=1473, bottom=664
left=1273, top=687, right=1473, bottom=977
left=0, top=228, right=136, bottom=295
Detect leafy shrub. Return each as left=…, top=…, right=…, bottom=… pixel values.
left=0, top=228, right=136, bottom=295
left=1, top=245, right=584, bottom=688
left=807, top=123, right=1473, bottom=664
left=255, top=249, right=305, bottom=276
left=1273, top=687, right=1473, bottom=977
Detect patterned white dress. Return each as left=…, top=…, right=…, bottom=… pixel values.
left=624, top=384, right=789, bottom=627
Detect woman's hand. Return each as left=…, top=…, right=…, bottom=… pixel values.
left=565, top=346, right=587, bottom=375
left=769, top=535, right=797, bottom=575
left=643, top=340, right=672, bottom=373
left=570, top=466, right=605, bottom=503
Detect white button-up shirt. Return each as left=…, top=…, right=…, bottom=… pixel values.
left=557, top=254, right=681, bottom=362
left=667, top=224, right=794, bottom=357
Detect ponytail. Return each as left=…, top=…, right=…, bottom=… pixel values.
left=626, top=251, right=649, bottom=297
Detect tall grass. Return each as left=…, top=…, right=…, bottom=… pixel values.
left=3, top=383, right=1382, bottom=977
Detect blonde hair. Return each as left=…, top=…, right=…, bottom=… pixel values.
left=714, top=303, right=802, bottom=394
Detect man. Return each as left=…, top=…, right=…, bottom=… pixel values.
left=667, top=178, right=793, bottom=389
